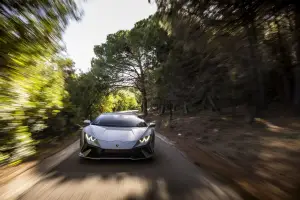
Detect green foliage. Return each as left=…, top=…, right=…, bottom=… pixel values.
left=100, top=90, right=139, bottom=113
left=0, top=0, right=82, bottom=165
left=66, top=70, right=111, bottom=120
left=147, top=0, right=300, bottom=115
left=92, top=15, right=169, bottom=115
left=0, top=0, right=82, bottom=69
left=0, top=55, right=76, bottom=165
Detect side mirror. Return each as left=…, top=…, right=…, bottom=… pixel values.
left=149, top=122, right=156, bottom=128
left=83, top=120, right=91, bottom=125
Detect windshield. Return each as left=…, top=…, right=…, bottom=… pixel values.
left=91, top=114, right=147, bottom=127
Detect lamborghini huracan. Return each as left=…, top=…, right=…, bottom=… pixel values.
left=79, top=112, right=156, bottom=160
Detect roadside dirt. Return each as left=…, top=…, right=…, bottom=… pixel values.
left=0, top=132, right=79, bottom=185
left=146, top=109, right=300, bottom=200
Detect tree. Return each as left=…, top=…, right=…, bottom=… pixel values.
left=92, top=15, right=169, bottom=116
left=148, top=0, right=300, bottom=118
left=67, top=71, right=110, bottom=119
left=99, top=90, right=139, bottom=113
left=0, top=0, right=82, bottom=72
left=0, top=1, right=82, bottom=164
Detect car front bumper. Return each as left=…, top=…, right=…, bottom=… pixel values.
left=79, top=143, right=154, bottom=160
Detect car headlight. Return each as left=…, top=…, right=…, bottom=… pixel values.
left=139, top=135, right=151, bottom=143
left=85, top=133, right=96, bottom=142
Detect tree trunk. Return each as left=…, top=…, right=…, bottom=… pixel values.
left=160, top=104, right=165, bottom=115
left=169, top=102, right=173, bottom=121
left=283, top=74, right=292, bottom=104
left=138, top=62, right=148, bottom=116
left=141, top=88, right=148, bottom=116
left=245, top=18, right=265, bottom=110
left=294, top=3, right=300, bottom=111
left=201, top=96, right=207, bottom=110
left=183, top=101, right=189, bottom=114
left=208, top=95, right=220, bottom=113
left=275, top=16, right=292, bottom=103
left=244, top=92, right=257, bottom=124
left=245, top=104, right=256, bottom=124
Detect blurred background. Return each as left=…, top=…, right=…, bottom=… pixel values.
left=0, top=0, right=141, bottom=166
left=1, top=0, right=300, bottom=199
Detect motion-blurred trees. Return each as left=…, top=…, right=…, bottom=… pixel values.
left=3, top=0, right=300, bottom=165
left=147, top=0, right=300, bottom=119
left=0, top=0, right=81, bottom=71
left=0, top=0, right=82, bottom=165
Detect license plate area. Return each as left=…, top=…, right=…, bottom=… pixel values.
left=105, top=149, right=120, bottom=154
left=104, top=149, right=130, bottom=154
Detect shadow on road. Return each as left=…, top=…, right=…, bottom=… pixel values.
left=18, top=138, right=249, bottom=200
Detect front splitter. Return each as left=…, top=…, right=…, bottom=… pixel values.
left=79, top=152, right=153, bottom=160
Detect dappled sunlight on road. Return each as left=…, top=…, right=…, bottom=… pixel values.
left=190, top=176, right=243, bottom=200
left=244, top=135, right=300, bottom=200
left=20, top=171, right=244, bottom=200
left=255, top=118, right=300, bottom=134
left=18, top=137, right=244, bottom=200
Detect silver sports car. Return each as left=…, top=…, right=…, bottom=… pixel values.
left=79, top=112, right=155, bottom=160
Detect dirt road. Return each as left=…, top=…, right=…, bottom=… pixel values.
left=18, top=136, right=244, bottom=200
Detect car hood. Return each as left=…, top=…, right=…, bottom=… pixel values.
left=84, top=125, right=148, bottom=142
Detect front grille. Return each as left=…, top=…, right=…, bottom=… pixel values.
left=84, top=145, right=147, bottom=159
left=104, top=149, right=132, bottom=154
left=101, top=149, right=145, bottom=159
